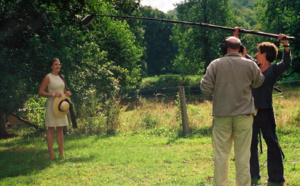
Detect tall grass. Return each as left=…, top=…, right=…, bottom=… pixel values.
left=273, top=87, right=300, bottom=128
left=119, top=97, right=213, bottom=134
left=119, top=86, right=299, bottom=132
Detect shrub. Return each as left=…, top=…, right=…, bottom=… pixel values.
left=75, top=91, right=126, bottom=135
left=21, top=95, right=47, bottom=127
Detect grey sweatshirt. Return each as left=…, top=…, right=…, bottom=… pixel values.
left=200, top=52, right=264, bottom=117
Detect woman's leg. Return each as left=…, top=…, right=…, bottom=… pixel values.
left=46, top=127, right=55, bottom=159
left=56, top=127, right=65, bottom=157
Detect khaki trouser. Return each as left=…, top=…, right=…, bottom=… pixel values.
left=212, top=115, right=253, bottom=186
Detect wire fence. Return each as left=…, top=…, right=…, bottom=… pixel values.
left=121, top=79, right=300, bottom=103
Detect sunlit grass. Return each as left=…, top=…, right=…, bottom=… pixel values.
left=273, top=87, right=300, bottom=127
left=119, top=97, right=213, bottom=132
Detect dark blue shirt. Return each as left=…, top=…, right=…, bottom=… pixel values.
left=252, top=50, right=292, bottom=109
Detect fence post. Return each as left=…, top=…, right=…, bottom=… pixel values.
left=178, top=86, right=189, bottom=134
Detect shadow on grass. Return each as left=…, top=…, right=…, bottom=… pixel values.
left=0, top=146, right=96, bottom=179
left=0, top=132, right=97, bottom=179
left=166, top=126, right=212, bottom=145
left=0, top=147, right=52, bottom=179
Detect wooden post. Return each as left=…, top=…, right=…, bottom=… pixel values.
left=178, top=86, right=189, bottom=134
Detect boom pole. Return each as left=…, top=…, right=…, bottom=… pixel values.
left=82, top=14, right=295, bottom=41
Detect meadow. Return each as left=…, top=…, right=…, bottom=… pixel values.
left=0, top=86, right=299, bottom=185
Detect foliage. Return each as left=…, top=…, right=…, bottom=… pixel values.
left=171, top=0, right=232, bottom=75
left=262, top=0, right=300, bottom=75
left=103, top=95, right=124, bottom=134
left=230, top=0, right=256, bottom=8
left=138, top=74, right=202, bottom=98
left=73, top=91, right=106, bottom=135
left=140, top=74, right=202, bottom=90
left=0, top=0, right=144, bottom=137
left=251, top=0, right=299, bottom=79
left=230, top=0, right=258, bottom=29
left=21, top=95, right=47, bottom=128
left=85, top=0, right=144, bottom=92
left=0, top=0, right=144, bottom=109
left=72, top=91, right=126, bottom=135
left=140, top=111, right=159, bottom=129
left=139, top=6, right=178, bottom=75
left=99, top=0, right=147, bottom=79
left=108, top=0, right=144, bottom=47
left=1, top=0, right=300, bottom=139
left=0, top=0, right=83, bottom=114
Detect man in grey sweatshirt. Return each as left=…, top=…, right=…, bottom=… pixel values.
left=200, top=36, right=264, bottom=186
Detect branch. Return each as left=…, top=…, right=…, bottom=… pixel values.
left=10, top=113, right=46, bottom=132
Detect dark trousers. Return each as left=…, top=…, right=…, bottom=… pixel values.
left=250, top=108, right=285, bottom=183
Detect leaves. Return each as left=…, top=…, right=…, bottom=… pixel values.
left=139, top=6, right=177, bottom=75
left=0, top=0, right=144, bottom=114
left=171, top=0, right=231, bottom=75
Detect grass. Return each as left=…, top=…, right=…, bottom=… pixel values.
left=0, top=132, right=215, bottom=185
left=0, top=86, right=299, bottom=185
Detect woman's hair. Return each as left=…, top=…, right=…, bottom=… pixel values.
left=257, top=42, right=278, bottom=62
left=49, top=58, right=68, bottom=88
left=49, top=58, right=60, bottom=68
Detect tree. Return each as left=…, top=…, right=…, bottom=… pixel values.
left=105, top=0, right=147, bottom=77
left=171, top=0, right=232, bottom=75
left=85, top=0, right=144, bottom=92
left=0, top=0, right=144, bottom=138
left=140, top=6, right=177, bottom=75
left=261, top=0, right=300, bottom=75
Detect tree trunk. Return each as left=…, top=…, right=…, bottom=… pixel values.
left=0, top=111, right=8, bottom=139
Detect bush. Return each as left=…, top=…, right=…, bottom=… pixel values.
left=75, top=91, right=126, bottom=135
left=20, top=95, right=47, bottom=128
left=128, top=74, right=203, bottom=101
left=140, top=74, right=202, bottom=90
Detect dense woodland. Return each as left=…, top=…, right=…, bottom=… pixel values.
left=1, top=0, right=299, bottom=138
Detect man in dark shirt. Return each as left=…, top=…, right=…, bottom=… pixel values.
left=234, top=28, right=291, bottom=185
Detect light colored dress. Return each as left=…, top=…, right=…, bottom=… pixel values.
left=45, top=73, right=69, bottom=127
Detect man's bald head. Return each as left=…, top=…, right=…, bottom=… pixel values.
left=225, top=36, right=241, bottom=50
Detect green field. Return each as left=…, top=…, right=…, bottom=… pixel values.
left=0, top=86, right=299, bottom=185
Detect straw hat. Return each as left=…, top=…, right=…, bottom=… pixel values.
left=53, top=94, right=72, bottom=117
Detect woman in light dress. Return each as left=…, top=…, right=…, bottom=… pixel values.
left=38, top=58, right=72, bottom=159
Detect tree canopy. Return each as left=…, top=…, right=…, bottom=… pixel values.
left=0, top=0, right=144, bottom=137
left=171, top=0, right=232, bottom=75
left=0, top=0, right=299, bottom=138
left=140, top=6, right=177, bottom=75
